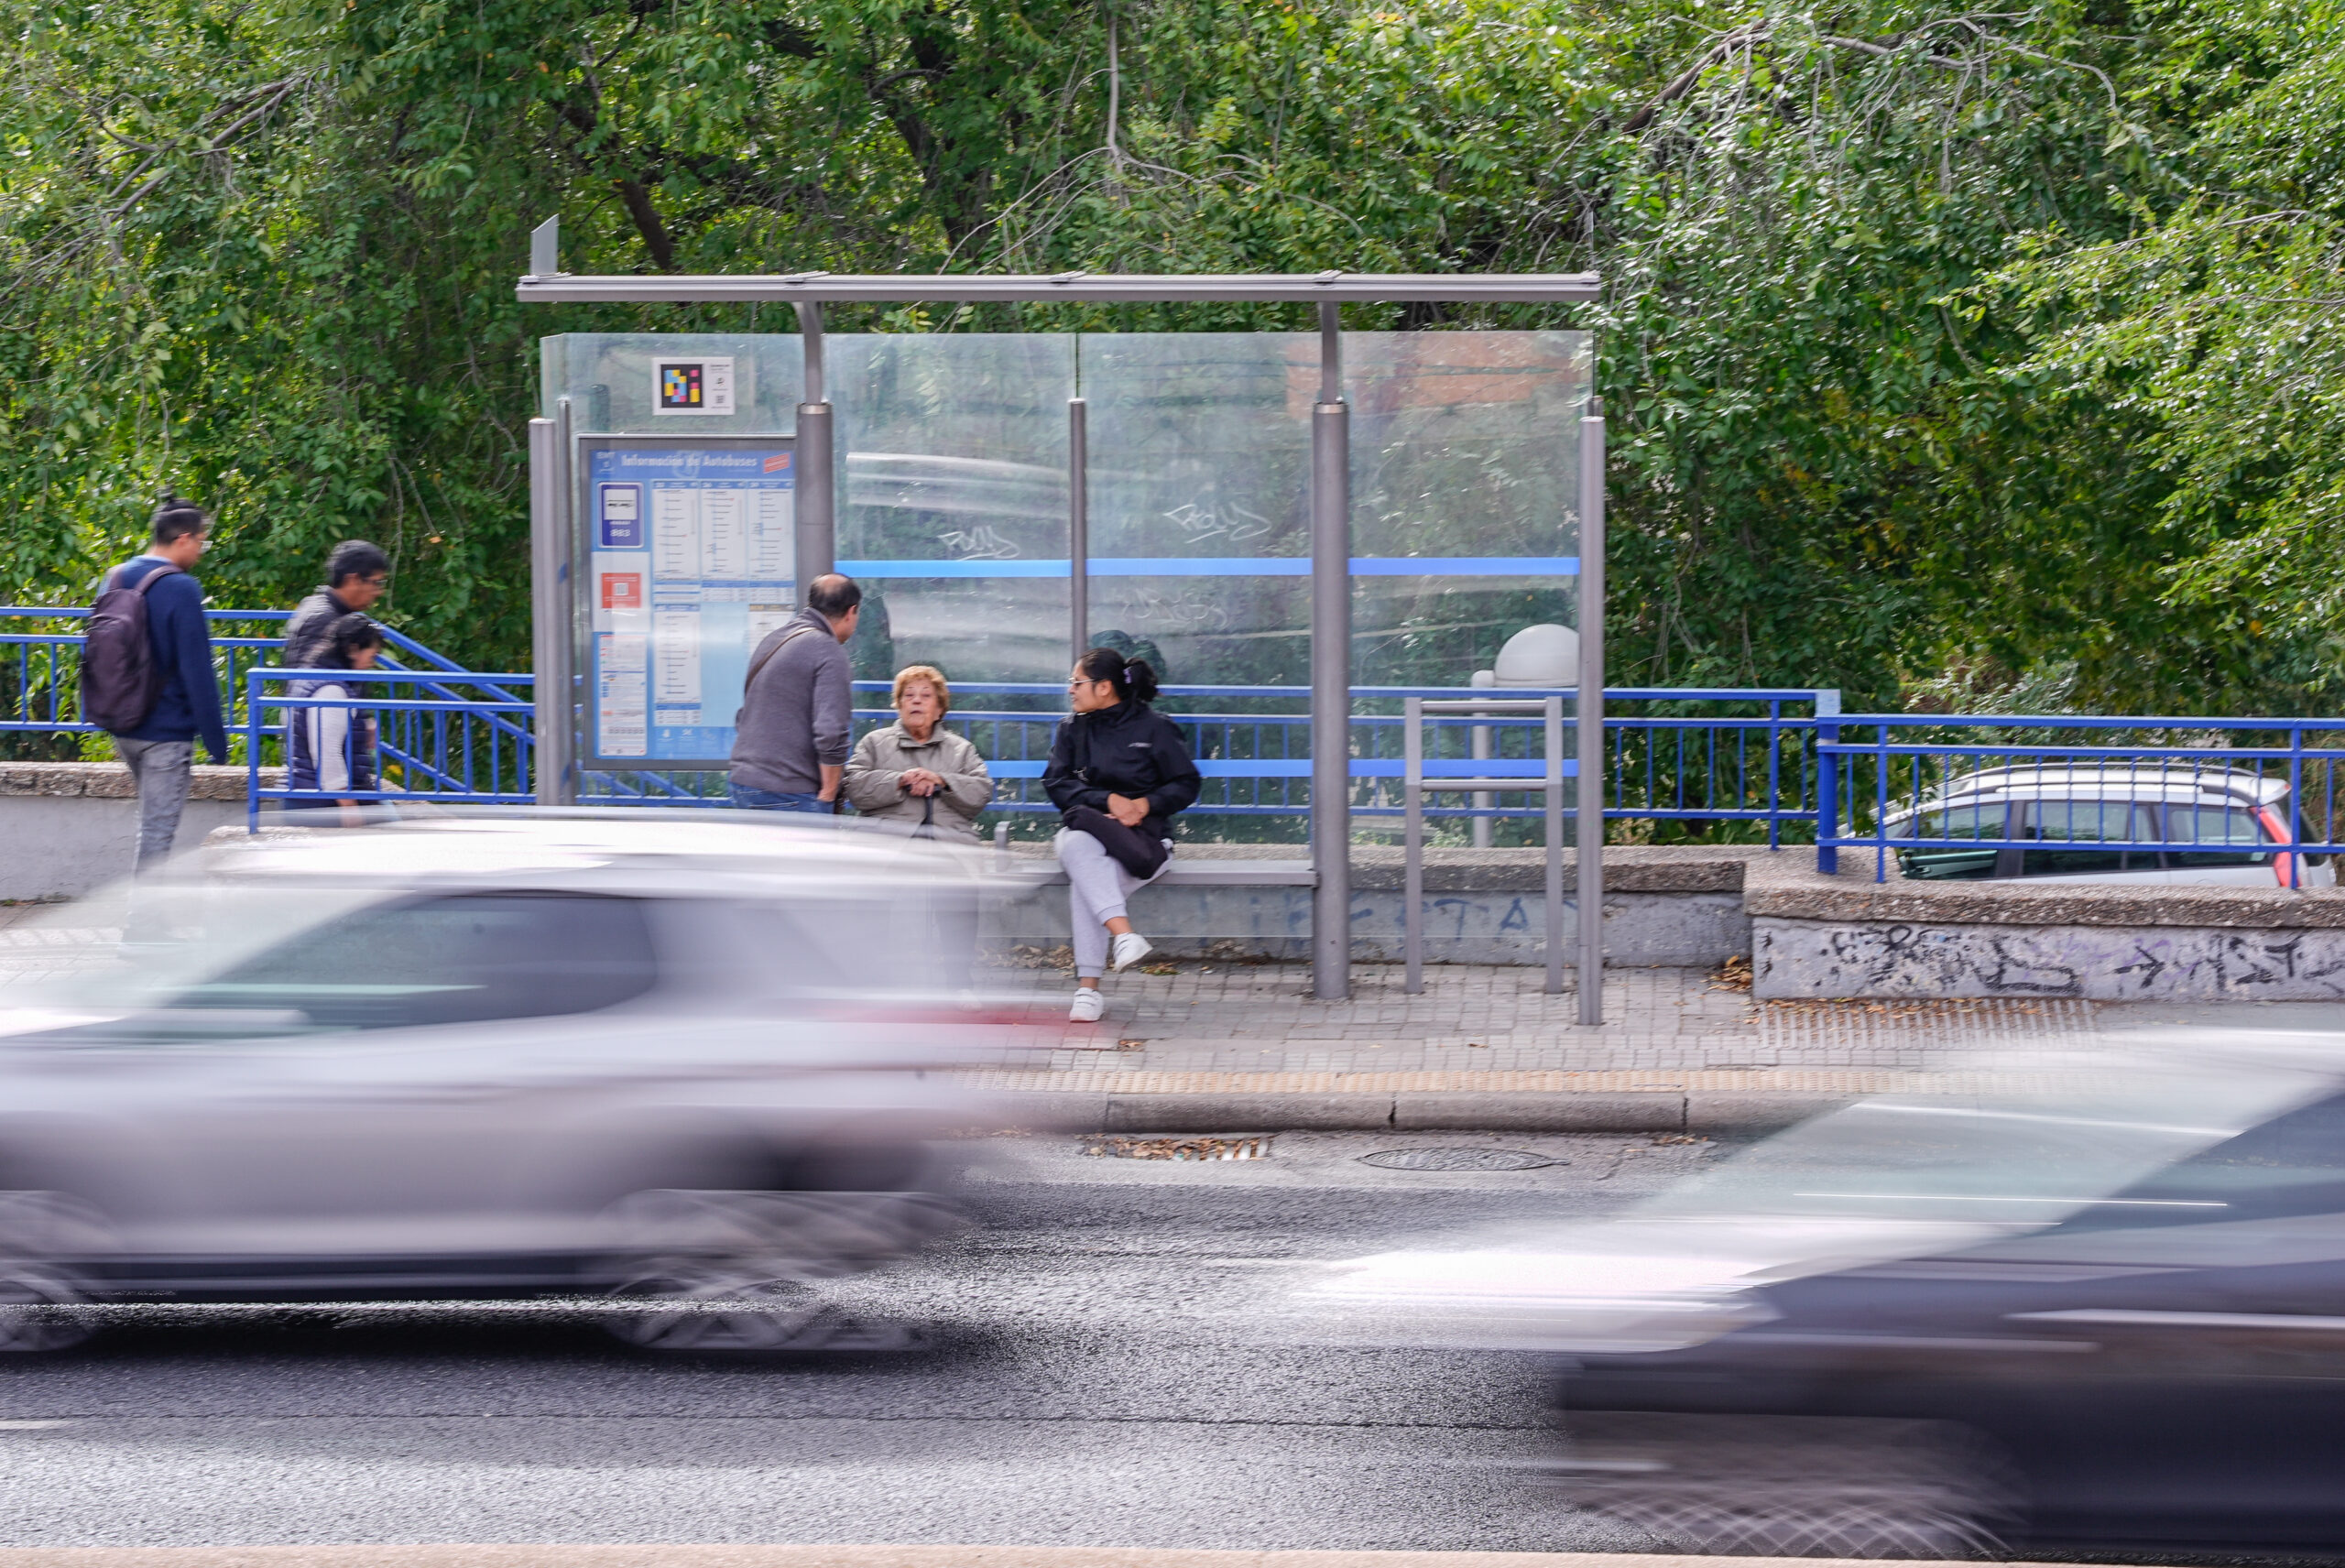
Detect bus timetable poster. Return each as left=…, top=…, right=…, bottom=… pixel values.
left=584, top=442, right=795, bottom=766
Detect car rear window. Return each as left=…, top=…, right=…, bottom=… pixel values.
left=2164, top=801, right=2274, bottom=868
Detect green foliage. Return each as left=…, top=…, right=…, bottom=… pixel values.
left=3, top=0, right=2342, bottom=717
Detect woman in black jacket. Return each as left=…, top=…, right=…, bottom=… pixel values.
left=1042, top=648, right=1202, bottom=1022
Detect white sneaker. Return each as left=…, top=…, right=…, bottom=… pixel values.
left=1111, top=931, right=1154, bottom=972
left=1069, top=987, right=1106, bottom=1023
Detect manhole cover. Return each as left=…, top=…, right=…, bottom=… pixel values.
left=1082, top=1136, right=1270, bottom=1161
left=1358, top=1147, right=1559, bottom=1171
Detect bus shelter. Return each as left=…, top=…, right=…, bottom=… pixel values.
left=516, top=220, right=1604, bottom=1008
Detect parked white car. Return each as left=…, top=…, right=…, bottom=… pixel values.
left=0, top=812, right=1006, bottom=1354
left=1880, top=765, right=2335, bottom=887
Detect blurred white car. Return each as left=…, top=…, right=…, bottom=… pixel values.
left=1880, top=765, right=2334, bottom=887
left=0, top=812, right=1009, bottom=1355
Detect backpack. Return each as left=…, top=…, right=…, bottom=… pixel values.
left=80, top=563, right=180, bottom=735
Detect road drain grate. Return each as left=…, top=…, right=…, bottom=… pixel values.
left=1082, top=1135, right=1270, bottom=1161
left=1359, top=1147, right=1560, bottom=1171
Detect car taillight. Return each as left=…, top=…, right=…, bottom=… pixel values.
left=2259, top=807, right=2296, bottom=887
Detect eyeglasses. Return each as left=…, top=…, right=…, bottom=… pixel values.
left=361, top=575, right=389, bottom=588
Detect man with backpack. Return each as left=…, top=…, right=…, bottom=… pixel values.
left=728, top=573, right=860, bottom=813
left=82, top=497, right=229, bottom=876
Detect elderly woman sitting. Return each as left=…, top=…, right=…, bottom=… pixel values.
left=844, top=665, right=993, bottom=837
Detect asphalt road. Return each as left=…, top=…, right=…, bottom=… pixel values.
left=0, top=1130, right=1720, bottom=1552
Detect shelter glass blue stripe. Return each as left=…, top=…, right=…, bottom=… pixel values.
left=981, top=759, right=1576, bottom=779
left=834, top=556, right=1579, bottom=579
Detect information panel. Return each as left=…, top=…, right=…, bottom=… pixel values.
left=579, top=438, right=795, bottom=767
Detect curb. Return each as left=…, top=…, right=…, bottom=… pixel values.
left=996, top=1089, right=1848, bottom=1135
left=0, top=1548, right=2067, bottom=1568
left=964, top=1066, right=2049, bottom=1136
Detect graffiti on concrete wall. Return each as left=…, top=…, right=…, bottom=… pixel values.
left=1754, top=918, right=2345, bottom=1001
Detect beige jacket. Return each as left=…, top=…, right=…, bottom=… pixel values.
left=844, top=723, right=992, bottom=839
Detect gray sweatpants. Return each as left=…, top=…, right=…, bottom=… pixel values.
left=1056, top=827, right=1171, bottom=978
left=116, top=736, right=194, bottom=874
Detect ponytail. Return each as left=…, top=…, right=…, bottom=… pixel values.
left=1075, top=645, right=1159, bottom=704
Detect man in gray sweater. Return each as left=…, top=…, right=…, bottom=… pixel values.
left=728, top=574, right=861, bottom=813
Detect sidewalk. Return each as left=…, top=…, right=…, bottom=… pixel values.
left=969, top=956, right=2099, bottom=1073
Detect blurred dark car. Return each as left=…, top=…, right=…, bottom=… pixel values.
left=1318, top=1052, right=2345, bottom=1556
left=0, top=812, right=1007, bottom=1356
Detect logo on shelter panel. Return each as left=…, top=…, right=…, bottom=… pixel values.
left=651, top=356, right=741, bottom=417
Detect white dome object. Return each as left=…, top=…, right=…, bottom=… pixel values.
left=1491, top=624, right=1578, bottom=687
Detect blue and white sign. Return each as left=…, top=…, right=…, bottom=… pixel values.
left=584, top=443, right=795, bottom=765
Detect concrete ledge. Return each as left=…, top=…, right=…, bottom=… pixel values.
left=0, top=761, right=260, bottom=801
left=1756, top=914, right=2345, bottom=1001
left=1744, top=845, right=2345, bottom=930
left=0, top=1546, right=2067, bottom=1568
left=0, top=765, right=283, bottom=900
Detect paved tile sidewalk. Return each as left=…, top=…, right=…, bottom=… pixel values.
left=971, top=956, right=2098, bottom=1074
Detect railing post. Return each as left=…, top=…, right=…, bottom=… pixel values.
left=245, top=669, right=261, bottom=833
left=1403, top=697, right=1423, bottom=995
left=1875, top=721, right=1891, bottom=884
left=1765, top=698, right=1782, bottom=851
left=1310, top=302, right=1352, bottom=1001
left=2292, top=726, right=2307, bottom=889
left=1815, top=688, right=1840, bottom=875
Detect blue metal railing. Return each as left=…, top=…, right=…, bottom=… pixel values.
left=1, top=606, right=1839, bottom=840
left=584, top=681, right=1838, bottom=843
left=1817, top=715, right=2345, bottom=887
left=0, top=606, right=493, bottom=751
left=245, top=668, right=538, bottom=829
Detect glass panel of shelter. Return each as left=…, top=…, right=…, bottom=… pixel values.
left=546, top=326, right=1589, bottom=840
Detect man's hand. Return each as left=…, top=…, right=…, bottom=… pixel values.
left=817, top=762, right=845, bottom=803
left=1107, top=792, right=1149, bottom=829
left=901, top=768, right=945, bottom=798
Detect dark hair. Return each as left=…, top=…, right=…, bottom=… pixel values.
left=326, top=539, right=390, bottom=588
left=1075, top=646, right=1159, bottom=704
left=808, top=573, right=862, bottom=619
left=327, top=613, right=384, bottom=667
left=149, top=495, right=211, bottom=546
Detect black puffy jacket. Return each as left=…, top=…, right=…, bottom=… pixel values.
left=1042, top=700, right=1202, bottom=841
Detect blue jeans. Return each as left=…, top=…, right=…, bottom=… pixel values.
left=730, top=783, right=834, bottom=814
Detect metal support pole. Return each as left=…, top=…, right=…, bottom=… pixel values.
left=528, top=403, right=576, bottom=806
left=1575, top=401, right=1606, bottom=1024
left=1403, top=697, right=1423, bottom=995
left=1470, top=669, right=1495, bottom=851
left=1311, top=302, right=1351, bottom=1001
left=1069, top=397, right=1089, bottom=660
left=1545, top=694, right=1565, bottom=996
left=793, top=302, right=834, bottom=597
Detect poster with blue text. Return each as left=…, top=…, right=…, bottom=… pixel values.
left=584, top=443, right=795, bottom=765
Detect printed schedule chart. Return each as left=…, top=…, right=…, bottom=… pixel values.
left=582, top=441, right=795, bottom=765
